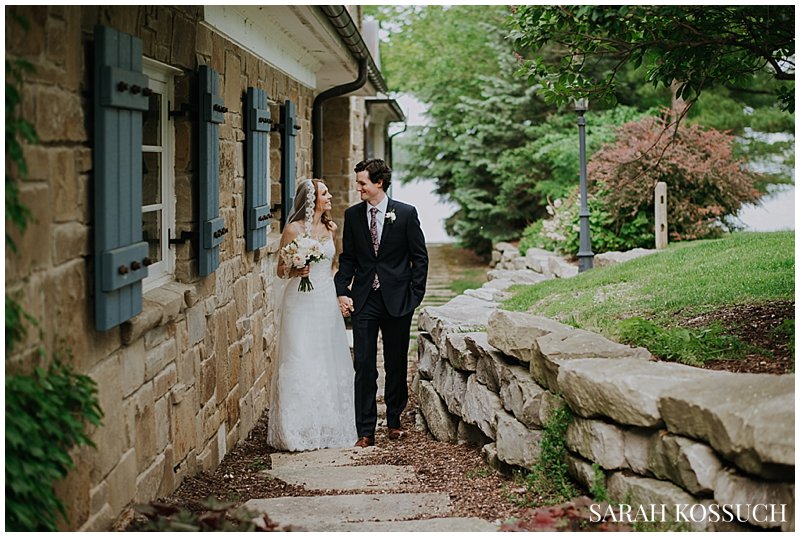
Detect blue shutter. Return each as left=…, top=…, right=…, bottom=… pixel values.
left=198, top=65, right=226, bottom=276
left=278, top=100, right=298, bottom=229
left=245, top=87, right=271, bottom=251
left=93, top=25, right=150, bottom=331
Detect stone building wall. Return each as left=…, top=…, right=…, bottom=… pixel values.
left=323, top=96, right=367, bottom=253
left=5, top=5, right=360, bottom=530
left=414, top=247, right=795, bottom=532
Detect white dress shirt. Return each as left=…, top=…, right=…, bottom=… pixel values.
left=366, top=196, right=389, bottom=246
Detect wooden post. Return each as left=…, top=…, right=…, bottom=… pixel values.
left=655, top=181, right=668, bottom=249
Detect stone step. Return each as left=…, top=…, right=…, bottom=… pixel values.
left=269, top=447, right=378, bottom=469
left=263, top=464, right=417, bottom=491
left=320, top=517, right=499, bottom=532
left=244, top=492, right=453, bottom=530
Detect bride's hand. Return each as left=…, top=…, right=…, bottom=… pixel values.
left=296, top=265, right=310, bottom=278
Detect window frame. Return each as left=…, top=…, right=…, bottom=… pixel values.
left=141, top=58, right=179, bottom=292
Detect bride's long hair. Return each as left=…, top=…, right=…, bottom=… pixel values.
left=286, top=179, right=334, bottom=232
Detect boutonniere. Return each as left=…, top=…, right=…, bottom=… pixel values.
left=385, top=208, right=397, bottom=224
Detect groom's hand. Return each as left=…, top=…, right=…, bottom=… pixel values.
left=338, top=296, right=354, bottom=318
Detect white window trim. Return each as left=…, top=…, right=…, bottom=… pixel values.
left=142, top=58, right=179, bottom=292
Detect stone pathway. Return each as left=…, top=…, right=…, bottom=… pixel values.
left=243, top=244, right=496, bottom=531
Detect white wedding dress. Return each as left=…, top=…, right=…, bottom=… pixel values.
left=267, top=237, right=357, bottom=451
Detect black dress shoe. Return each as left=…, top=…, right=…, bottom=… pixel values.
left=354, top=436, right=375, bottom=448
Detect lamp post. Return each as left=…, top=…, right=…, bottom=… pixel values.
left=575, top=98, right=594, bottom=272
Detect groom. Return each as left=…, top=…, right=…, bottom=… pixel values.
left=335, top=158, right=428, bottom=448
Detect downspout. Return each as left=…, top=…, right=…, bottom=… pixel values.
left=312, top=59, right=368, bottom=179
left=387, top=122, right=407, bottom=169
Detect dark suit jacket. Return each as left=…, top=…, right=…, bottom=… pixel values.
left=335, top=199, right=428, bottom=317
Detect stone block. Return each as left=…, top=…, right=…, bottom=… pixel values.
left=594, top=248, right=657, bottom=268
left=171, top=385, right=198, bottom=463
left=144, top=325, right=170, bottom=351
left=498, top=361, right=548, bottom=428
left=147, top=285, right=185, bottom=325
left=714, top=469, right=794, bottom=531
left=488, top=310, right=571, bottom=368
left=495, top=412, right=542, bottom=468
left=533, top=329, right=651, bottom=392
left=52, top=222, right=88, bottom=266
left=170, top=14, right=195, bottom=68
left=648, top=433, right=723, bottom=495
left=8, top=183, right=51, bottom=279
left=557, top=358, right=707, bottom=427
left=566, top=417, right=627, bottom=470
left=144, top=339, right=177, bottom=382
left=52, top=149, right=82, bottom=222
left=122, top=301, right=163, bottom=345
left=444, top=332, right=479, bottom=372
left=35, top=86, right=86, bottom=142
left=606, top=472, right=706, bottom=530
left=416, top=333, right=439, bottom=380
left=466, top=332, right=505, bottom=393
left=461, top=375, right=505, bottom=439
left=566, top=453, right=604, bottom=492
left=135, top=451, right=166, bottom=503
left=186, top=303, right=207, bottom=346
left=658, top=372, right=794, bottom=480
left=486, top=268, right=550, bottom=284
left=154, top=362, right=178, bottom=400
left=89, top=355, right=134, bottom=481
left=623, top=428, right=657, bottom=476
left=464, top=285, right=510, bottom=302
left=106, top=448, right=137, bottom=515
left=546, top=256, right=578, bottom=279
left=416, top=380, right=458, bottom=443
left=431, top=354, right=469, bottom=417
left=134, top=382, right=157, bottom=472
left=418, top=294, right=498, bottom=349
left=154, top=395, right=170, bottom=454
left=176, top=342, right=200, bottom=388
left=118, top=338, right=145, bottom=398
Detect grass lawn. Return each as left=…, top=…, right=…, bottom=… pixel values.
left=503, top=231, right=794, bottom=365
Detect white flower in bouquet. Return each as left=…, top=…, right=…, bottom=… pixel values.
left=281, top=234, right=326, bottom=291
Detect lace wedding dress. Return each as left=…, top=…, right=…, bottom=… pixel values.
left=267, top=237, right=357, bottom=451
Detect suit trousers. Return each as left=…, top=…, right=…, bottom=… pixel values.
left=351, top=289, right=414, bottom=437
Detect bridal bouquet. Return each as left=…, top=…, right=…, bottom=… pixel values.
left=280, top=234, right=326, bottom=292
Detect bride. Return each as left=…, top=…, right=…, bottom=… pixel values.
left=267, top=179, right=357, bottom=451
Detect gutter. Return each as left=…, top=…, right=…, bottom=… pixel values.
left=312, top=6, right=389, bottom=178
left=317, top=6, right=389, bottom=94
left=312, top=59, right=368, bottom=178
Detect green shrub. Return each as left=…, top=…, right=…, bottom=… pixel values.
left=589, top=115, right=762, bottom=243
left=6, top=360, right=103, bottom=531
left=518, top=185, right=652, bottom=257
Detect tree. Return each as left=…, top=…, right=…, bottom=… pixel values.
left=509, top=6, right=795, bottom=111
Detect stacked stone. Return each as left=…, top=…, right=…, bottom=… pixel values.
left=490, top=242, right=579, bottom=279
left=414, top=294, right=795, bottom=532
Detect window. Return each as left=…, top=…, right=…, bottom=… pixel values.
left=141, top=59, right=180, bottom=291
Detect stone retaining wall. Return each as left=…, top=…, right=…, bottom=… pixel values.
left=414, top=245, right=794, bottom=531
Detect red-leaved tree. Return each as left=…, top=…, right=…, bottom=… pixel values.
left=588, top=116, right=762, bottom=241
